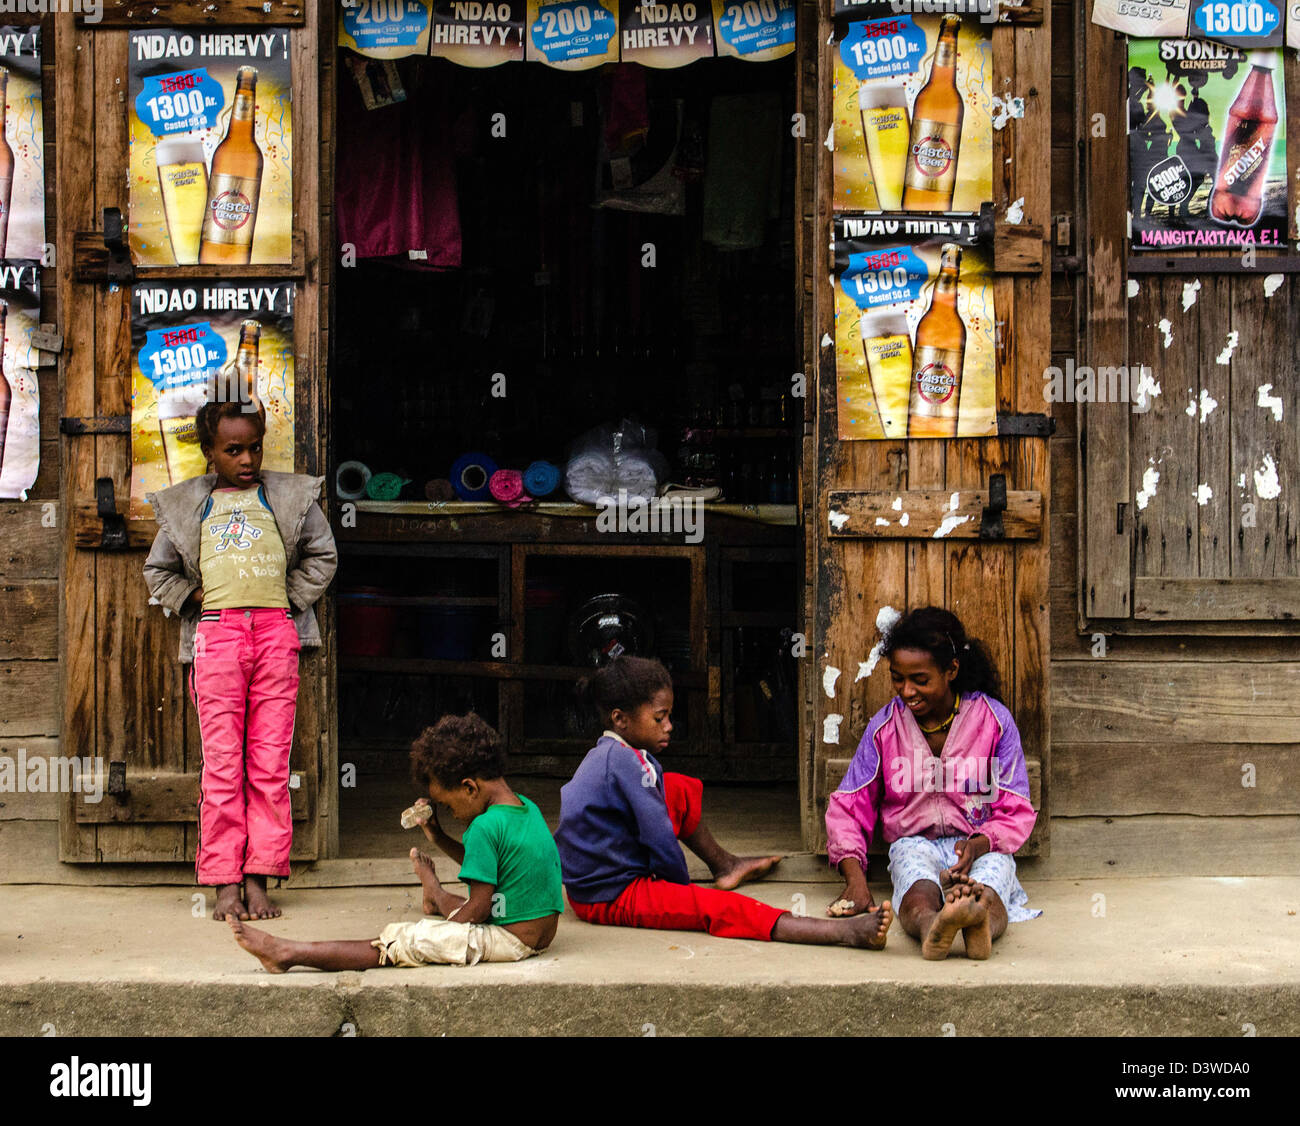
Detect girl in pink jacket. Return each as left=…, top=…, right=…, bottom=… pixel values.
left=824, top=607, right=1039, bottom=960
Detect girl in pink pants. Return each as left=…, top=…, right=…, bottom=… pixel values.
left=145, top=399, right=337, bottom=922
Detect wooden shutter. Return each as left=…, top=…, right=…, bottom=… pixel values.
left=806, top=3, right=1052, bottom=855
left=1079, top=8, right=1300, bottom=632
left=58, top=2, right=331, bottom=862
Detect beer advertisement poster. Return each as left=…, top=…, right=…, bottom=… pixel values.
left=128, top=29, right=294, bottom=268
left=0, top=262, right=40, bottom=501
left=0, top=26, right=44, bottom=263
left=526, top=0, right=620, bottom=69
left=619, top=0, right=715, bottom=68
left=1129, top=39, right=1287, bottom=251
left=711, top=0, right=795, bottom=62
left=833, top=14, right=993, bottom=214
left=130, top=282, right=296, bottom=520
left=833, top=216, right=996, bottom=441
left=430, top=0, right=526, bottom=66
left=338, top=0, right=434, bottom=59
left=1095, top=0, right=1283, bottom=45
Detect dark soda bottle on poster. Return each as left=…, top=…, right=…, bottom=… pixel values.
left=1209, top=59, right=1278, bottom=228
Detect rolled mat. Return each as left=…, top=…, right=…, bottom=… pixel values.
left=489, top=469, right=531, bottom=508
left=365, top=472, right=412, bottom=501
left=523, top=460, right=561, bottom=498
left=335, top=460, right=372, bottom=501
left=450, top=452, right=499, bottom=501
left=424, top=478, right=456, bottom=502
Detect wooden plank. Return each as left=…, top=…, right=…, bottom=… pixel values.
left=74, top=771, right=312, bottom=823
left=74, top=228, right=307, bottom=281
left=1081, top=13, right=1131, bottom=618
left=0, top=502, right=60, bottom=579
left=1053, top=661, right=1300, bottom=743
left=0, top=738, right=62, bottom=820
left=1054, top=742, right=1300, bottom=816
left=0, top=581, right=59, bottom=660
left=826, top=489, right=1042, bottom=540
left=0, top=661, right=59, bottom=737
left=83, top=1, right=307, bottom=26
left=1197, top=275, right=1231, bottom=578
left=1134, top=578, right=1300, bottom=621
left=993, top=222, right=1046, bottom=273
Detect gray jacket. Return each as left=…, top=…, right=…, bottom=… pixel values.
left=143, top=471, right=338, bottom=663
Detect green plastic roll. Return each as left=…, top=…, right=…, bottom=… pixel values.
left=365, top=473, right=411, bottom=501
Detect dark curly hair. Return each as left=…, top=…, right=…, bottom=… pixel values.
left=409, top=713, right=506, bottom=789
left=881, top=606, right=1003, bottom=703
left=575, top=655, right=673, bottom=729
left=196, top=396, right=267, bottom=453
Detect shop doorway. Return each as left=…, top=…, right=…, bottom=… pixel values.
left=328, top=50, right=808, bottom=855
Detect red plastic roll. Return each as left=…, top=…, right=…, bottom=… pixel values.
left=489, top=469, right=532, bottom=508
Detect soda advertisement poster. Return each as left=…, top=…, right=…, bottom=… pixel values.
left=833, top=216, right=996, bottom=441
left=833, top=14, right=993, bottom=214
left=0, top=261, right=39, bottom=501
left=1129, top=39, right=1287, bottom=251
left=130, top=282, right=296, bottom=520
left=620, top=0, right=714, bottom=68
left=338, top=0, right=434, bottom=59
left=128, top=29, right=293, bottom=267
left=1095, top=0, right=1284, bottom=48
left=0, top=26, right=44, bottom=262
left=430, top=0, right=526, bottom=66
left=526, top=0, right=619, bottom=69
left=711, top=0, right=795, bottom=62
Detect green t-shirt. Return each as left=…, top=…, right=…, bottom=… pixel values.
left=458, top=794, right=564, bottom=925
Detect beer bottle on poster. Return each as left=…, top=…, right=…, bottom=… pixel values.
left=1209, top=58, right=1278, bottom=229
left=0, top=301, right=11, bottom=476
left=236, top=318, right=261, bottom=409
left=902, top=16, right=964, bottom=213
left=908, top=243, right=966, bottom=439
left=199, top=67, right=264, bottom=265
left=0, top=69, right=15, bottom=258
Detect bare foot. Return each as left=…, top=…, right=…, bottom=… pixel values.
left=922, top=884, right=988, bottom=961
left=962, top=882, right=993, bottom=960
left=411, top=847, right=442, bottom=915
left=244, top=876, right=281, bottom=920
left=846, top=900, right=893, bottom=949
left=213, top=883, right=249, bottom=922
left=939, top=868, right=974, bottom=890
left=714, top=854, right=783, bottom=891
left=827, top=883, right=873, bottom=917
left=227, top=917, right=293, bottom=973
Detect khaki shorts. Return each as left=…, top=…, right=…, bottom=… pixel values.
left=372, top=917, right=539, bottom=967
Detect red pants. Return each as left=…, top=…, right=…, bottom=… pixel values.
left=570, top=772, right=787, bottom=941
left=189, top=608, right=300, bottom=885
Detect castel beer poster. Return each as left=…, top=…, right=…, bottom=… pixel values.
left=130, top=282, right=296, bottom=520
left=0, top=261, right=39, bottom=501
left=833, top=216, right=996, bottom=442
left=833, top=9, right=993, bottom=214
left=128, top=29, right=294, bottom=267
left=1129, top=38, right=1287, bottom=250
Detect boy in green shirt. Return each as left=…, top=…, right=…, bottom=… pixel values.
left=228, top=714, right=563, bottom=971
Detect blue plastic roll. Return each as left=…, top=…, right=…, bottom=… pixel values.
left=523, top=460, right=561, bottom=498
left=450, top=452, right=498, bottom=501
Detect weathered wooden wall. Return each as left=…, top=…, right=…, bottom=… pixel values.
left=1046, top=0, right=1300, bottom=875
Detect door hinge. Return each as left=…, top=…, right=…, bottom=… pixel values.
left=96, top=477, right=129, bottom=551
left=996, top=412, right=1057, bottom=438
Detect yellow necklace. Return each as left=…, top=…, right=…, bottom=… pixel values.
left=918, top=693, right=960, bottom=735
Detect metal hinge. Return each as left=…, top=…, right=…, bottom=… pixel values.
left=96, top=477, right=129, bottom=551
left=996, top=413, right=1057, bottom=438
left=979, top=474, right=1008, bottom=540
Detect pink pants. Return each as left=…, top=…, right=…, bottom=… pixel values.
left=189, top=608, right=300, bottom=885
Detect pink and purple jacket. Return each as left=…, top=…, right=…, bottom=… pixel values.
left=825, top=692, right=1036, bottom=873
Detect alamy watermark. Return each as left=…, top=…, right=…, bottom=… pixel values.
left=1, top=750, right=104, bottom=803
left=0, top=0, right=102, bottom=22
left=595, top=490, right=704, bottom=544
left=1043, top=359, right=1157, bottom=413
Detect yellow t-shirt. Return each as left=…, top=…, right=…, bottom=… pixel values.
left=199, top=485, right=290, bottom=610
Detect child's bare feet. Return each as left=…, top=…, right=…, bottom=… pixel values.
left=713, top=854, right=783, bottom=891
left=939, top=868, right=974, bottom=890
left=827, top=884, right=873, bottom=917
left=961, top=882, right=993, bottom=960
left=922, top=883, right=988, bottom=960
left=213, top=883, right=248, bottom=922
left=244, top=876, right=281, bottom=920
left=847, top=901, right=893, bottom=949
left=410, top=847, right=442, bottom=915
left=228, top=917, right=293, bottom=973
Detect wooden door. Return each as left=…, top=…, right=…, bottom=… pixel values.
left=802, top=3, right=1052, bottom=854
left=58, top=1, right=332, bottom=863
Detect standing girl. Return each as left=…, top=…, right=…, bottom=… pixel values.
left=144, top=400, right=337, bottom=922
left=825, top=607, right=1039, bottom=959
left=555, top=656, right=893, bottom=950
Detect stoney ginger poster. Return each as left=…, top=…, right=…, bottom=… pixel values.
left=128, top=28, right=293, bottom=267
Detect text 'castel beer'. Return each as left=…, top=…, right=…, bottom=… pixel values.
left=908, top=242, right=966, bottom=438
left=199, top=66, right=264, bottom=264
left=1210, top=57, right=1277, bottom=228
left=903, top=16, right=964, bottom=213
left=0, top=68, right=14, bottom=258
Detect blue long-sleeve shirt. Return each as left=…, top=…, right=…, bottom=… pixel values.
left=554, top=733, right=690, bottom=904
